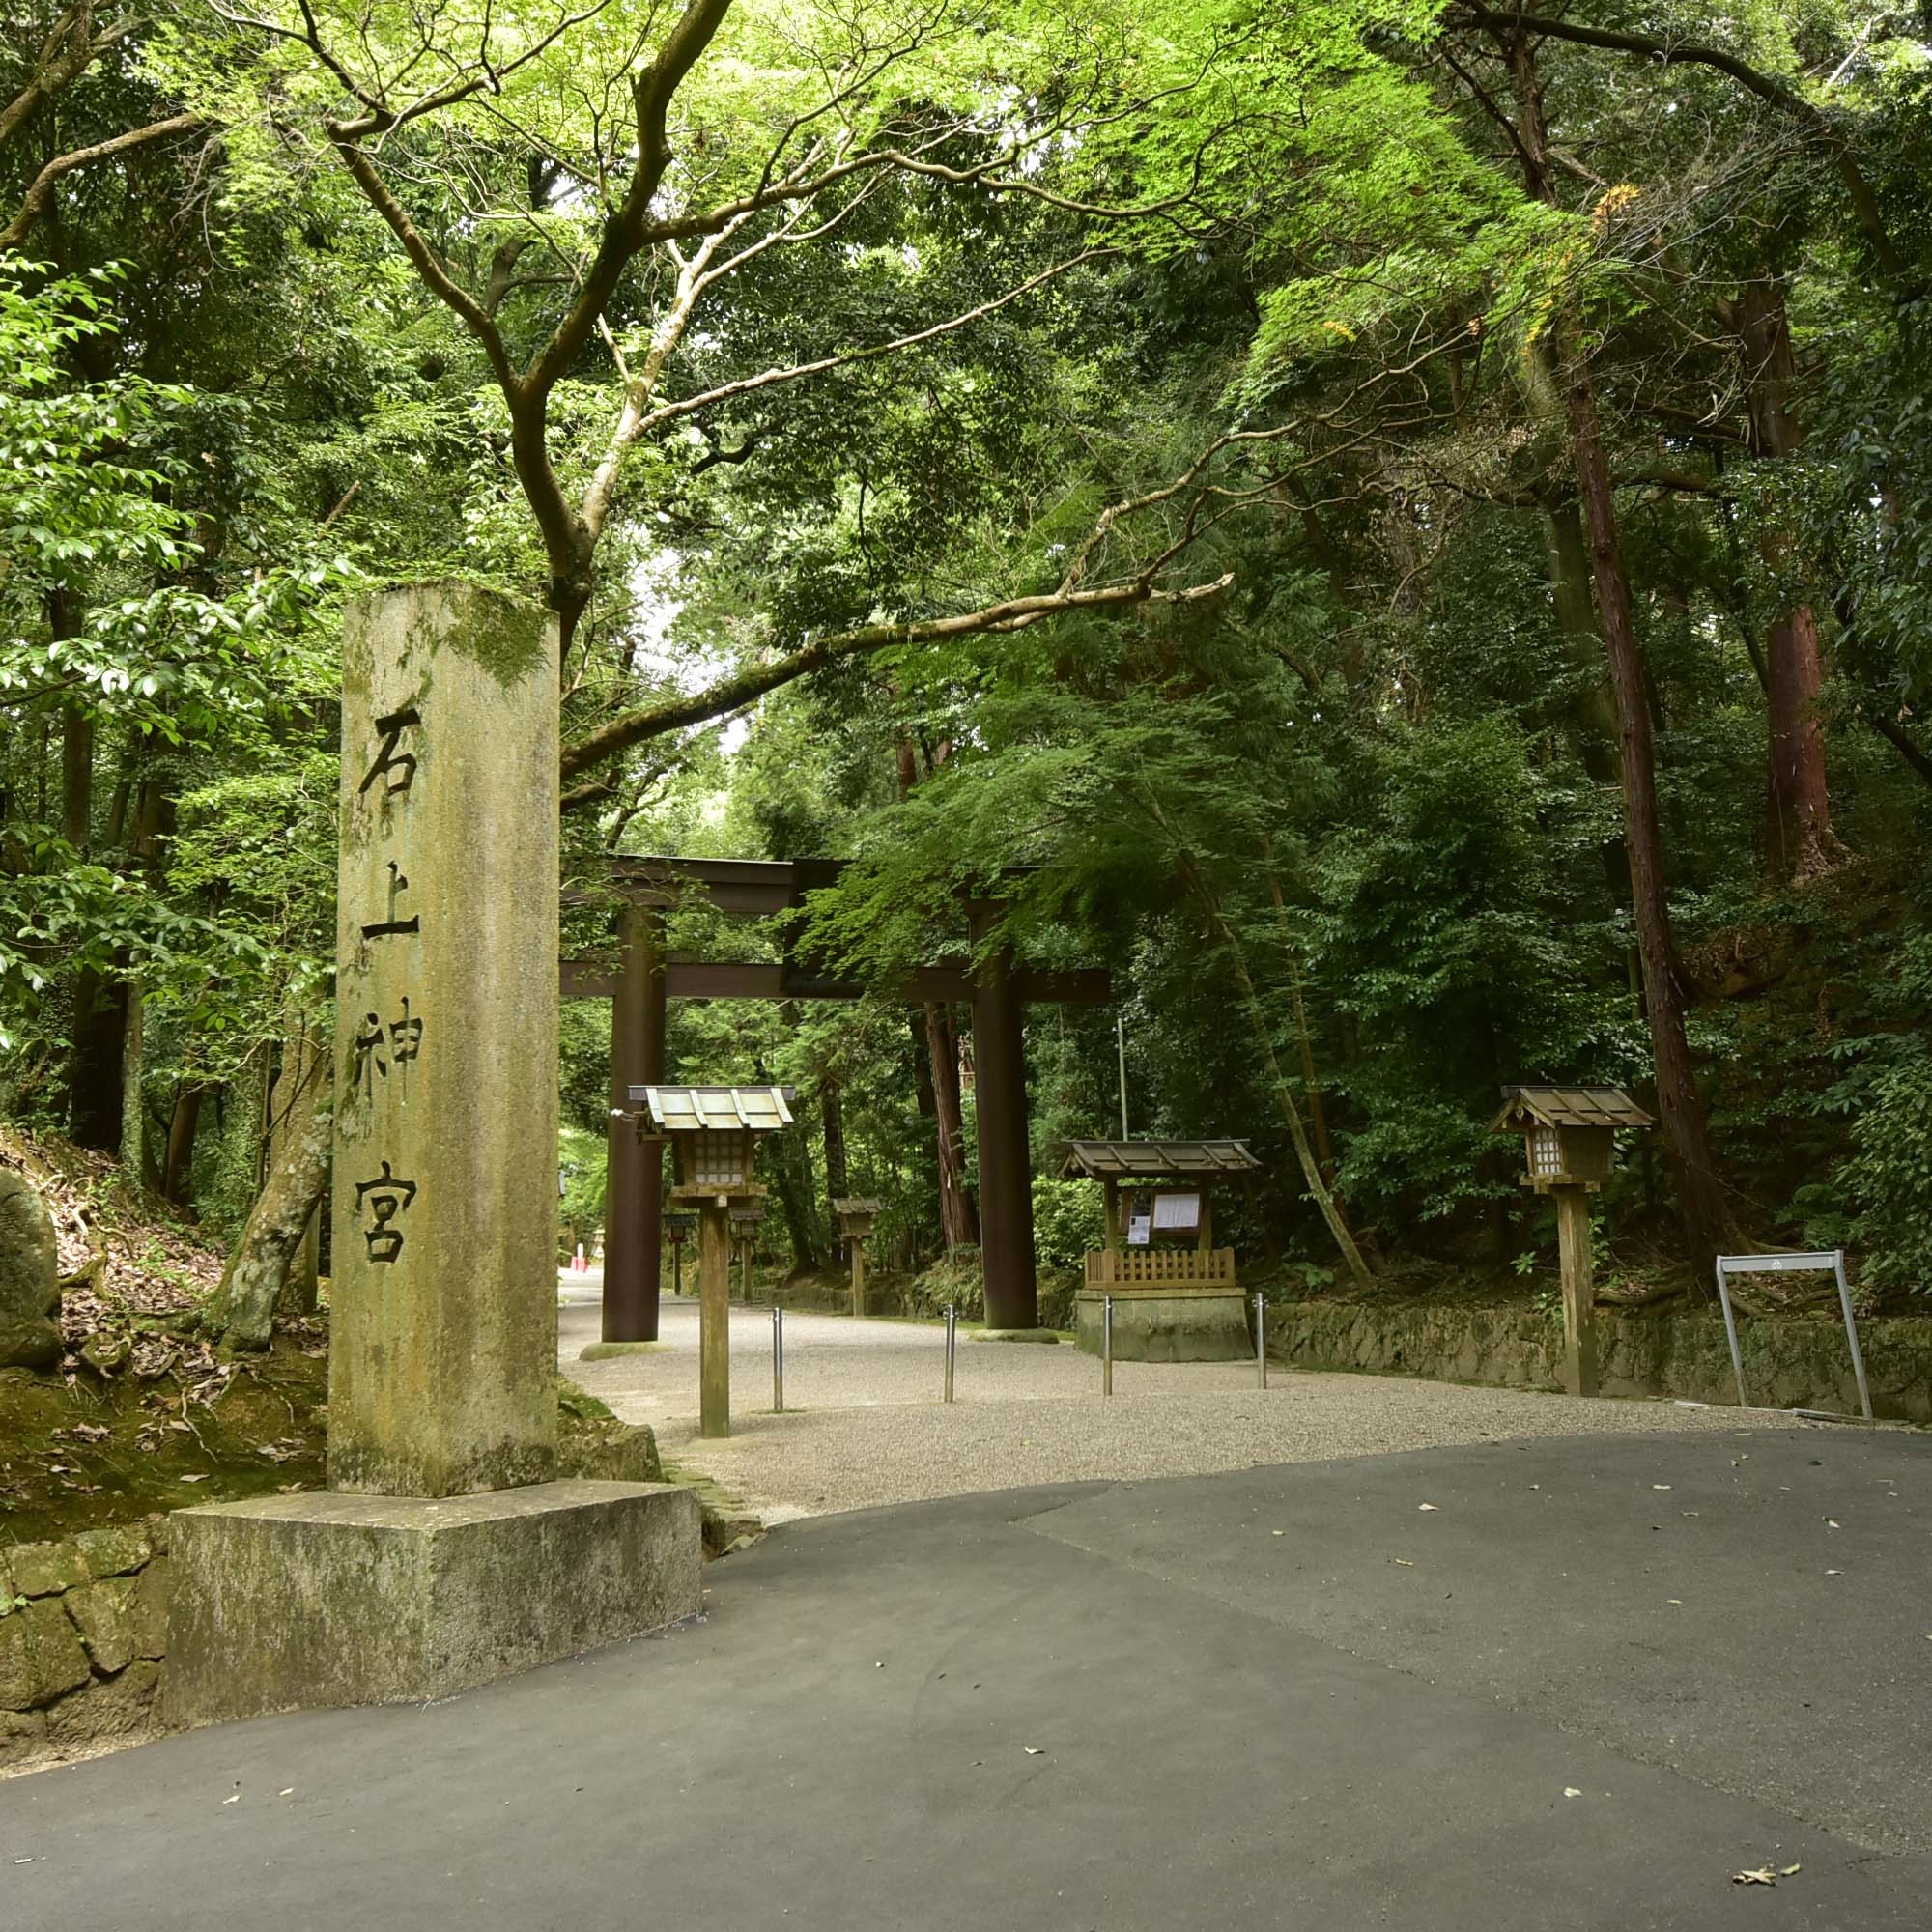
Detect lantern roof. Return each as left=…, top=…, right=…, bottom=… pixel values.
left=1060, top=1139, right=1261, bottom=1179
left=1487, top=1085, right=1652, bottom=1133
left=632, top=1084, right=795, bottom=1133
left=832, top=1197, right=883, bottom=1216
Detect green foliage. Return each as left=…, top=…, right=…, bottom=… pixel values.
left=558, top=1125, right=608, bottom=1245
left=5, top=0, right=1928, bottom=1305
left=1841, top=931, right=1932, bottom=1296
left=1030, top=1176, right=1105, bottom=1269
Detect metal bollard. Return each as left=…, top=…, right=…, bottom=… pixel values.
left=944, top=1303, right=956, bottom=1404
left=1255, top=1292, right=1267, bottom=1389
left=772, top=1304, right=784, bottom=1413
left=1102, top=1293, right=1113, bottom=1397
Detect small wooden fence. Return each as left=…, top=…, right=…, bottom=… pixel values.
left=1084, top=1247, right=1237, bottom=1291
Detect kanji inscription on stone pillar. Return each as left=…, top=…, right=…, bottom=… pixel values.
left=329, top=582, right=561, bottom=1496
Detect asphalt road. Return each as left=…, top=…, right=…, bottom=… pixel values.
left=3, top=1427, right=1927, bottom=1931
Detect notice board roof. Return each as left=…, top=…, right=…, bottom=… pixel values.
left=632, top=1085, right=795, bottom=1133
left=1486, top=1085, right=1653, bottom=1133
left=1060, top=1140, right=1261, bottom=1179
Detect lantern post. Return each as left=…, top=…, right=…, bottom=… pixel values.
left=632, top=1086, right=795, bottom=1437
left=1488, top=1086, right=1653, bottom=1398
left=833, top=1198, right=883, bottom=1318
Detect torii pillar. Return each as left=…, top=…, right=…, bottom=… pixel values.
left=969, top=900, right=1038, bottom=1332
left=602, top=905, right=667, bottom=1344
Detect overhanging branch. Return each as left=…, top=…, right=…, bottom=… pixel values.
left=556, top=572, right=1233, bottom=803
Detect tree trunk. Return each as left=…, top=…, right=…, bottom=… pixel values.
left=61, top=705, right=93, bottom=848
left=1507, top=32, right=1742, bottom=1276
left=119, top=985, right=144, bottom=1175
left=924, top=1004, right=980, bottom=1250
left=55, top=577, right=126, bottom=1149
left=1543, top=498, right=1626, bottom=788
left=1732, top=274, right=1852, bottom=882
left=161, top=1081, right=207, bottom=1208
left=769, top=1128, right=824, bottom=1273
left=268, top=1006, right=327, bottom=1316
left=819, top=1079, right=849, bottom=1263
left=66, top=970, right=126, bottom=1151
left=1162, top=835, right=1372, bottom=1290
left=893, top=732, right=979, bottom=1253
left=204, top=1062, right=331, bottom=1349
left=1260, top=848, right=1337, bottom=1183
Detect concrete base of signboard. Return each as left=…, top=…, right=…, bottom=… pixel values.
left=164, top=1480, right=701, bottom=1728
left=1074, top=1289, right=1252, bottom=1363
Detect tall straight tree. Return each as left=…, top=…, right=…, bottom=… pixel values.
left=1478, top=21, right=1744, bottom=1270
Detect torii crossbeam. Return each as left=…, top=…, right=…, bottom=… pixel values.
left=562, top=858, right=1109, bottom=1339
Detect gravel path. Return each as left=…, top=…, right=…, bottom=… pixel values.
left=559, top=1282, right=1756, bottom=1522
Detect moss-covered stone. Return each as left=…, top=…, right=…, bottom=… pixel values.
left=0, top=1706, right=48, bottom=1769
left=64, top=1577, right=138, bottom=1675
left=0, top=1169, right=61, bottom=1370
left=132, top=1557, right=169, bottom=1661
left=419, top=585, right=549, bottom=689
left=44, top=1659, right=159, bottom=1749
left=0, top=1598, right=93, bottom=1710
left=165, top=1481, right=701, bottom=1726
left=1074, top=1291, right=1251, bottom=1362
left=329, top=583, right=560, bottom=1498
left=7, top=1539, right=87, bottom=1598
left=1266, top=1298, right=1932, bottom=1420
left=74, top=1523, right=152, bottom=1578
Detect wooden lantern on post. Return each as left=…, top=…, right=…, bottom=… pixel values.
left=665, top=1208, right=696, bottom=1298
left=833, top=1197, right=883, bottom=1318
left=633, top=1084, right=794, bottom=1437
left=728, top=1201, right=766, bottom=1304
left=1488, top=1085, right=1653, bottom=1398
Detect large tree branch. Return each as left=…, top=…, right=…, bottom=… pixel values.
left=1448, top=5, right=1913, bottom=292
left=0, top=5, right=142, bottom=151
left=524, top=0, right=733, bottom=395
left=640, top=128, right=1221, bottom=257
left=577, top=213, right=752, bottom=542
left=0, top=111, right=207, bottom=249
left=324, top=132, right=512, bottom=371
left=556, top=572, right=1233, bottom=798
left=630, top=245, right=1117, bottom=440
left=1864, top=708, right=1932, bottom=791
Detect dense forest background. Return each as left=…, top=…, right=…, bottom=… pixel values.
left=5, top=0, right=1930, bottom=1325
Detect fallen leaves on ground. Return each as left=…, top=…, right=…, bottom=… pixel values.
left=1732, top=1865, right=1802, bottom=1886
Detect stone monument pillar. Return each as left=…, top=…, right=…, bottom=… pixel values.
left=326, top=584, right=558, bottom=1495
left=166, top=584, right=700, bottom=1728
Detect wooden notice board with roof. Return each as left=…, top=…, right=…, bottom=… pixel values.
left=1061, top=1141, right=1262, bottom=1361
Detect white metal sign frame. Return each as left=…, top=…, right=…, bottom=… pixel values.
left=1712, top=1250, right=1872, bottom=1422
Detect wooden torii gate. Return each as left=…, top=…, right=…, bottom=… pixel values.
left=561, top=858, right=1108, bottom=1341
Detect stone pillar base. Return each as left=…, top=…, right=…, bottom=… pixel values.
left=1075, top=1291, right=1252, bottom=1362
left=165, top=1479, right=700, bottom=1728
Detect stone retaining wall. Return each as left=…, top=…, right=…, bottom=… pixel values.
left=2, top=1520, right=169, bottom=1773
left=767, top=1274, right=1080, bottom=1331
left=1266, top=1299, right=1932, bottom=1422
